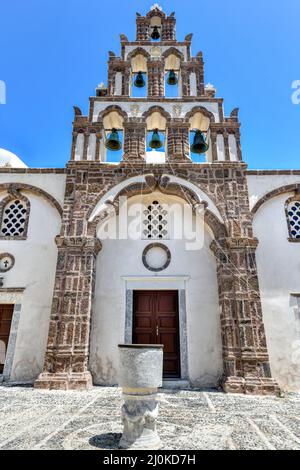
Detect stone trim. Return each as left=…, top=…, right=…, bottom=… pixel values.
left=142, top=105, right=172, bottom=121
left=97, top=105, right=128, bottom=124
left=251, top=184, right=300, bottom=215
left=185, top=106, right=216, bottom=123
left=0, top=169, right=65, bottom=174
left=126, top=47, right=151, bottom=61
left=0, top=253, right=15, bottom=272
left=161, top=47, right=184, bottom=62
left=124, top=282, right=189, bottom=382
left=285, top=194, right=300, bottom=242
left=0, top=188, right=31, bottom=240
left=2, top=303, right=22, bottom=382
left=247, top=170, right=300, bottom=175
left=0, top=183, right=63, bottom=217
left=142, top=243, right=171, bottom=272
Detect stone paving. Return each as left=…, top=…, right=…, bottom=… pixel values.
left=0, top=385, right=299, bottom=450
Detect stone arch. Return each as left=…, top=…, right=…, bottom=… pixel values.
left=251, top=184, right=300, bottom=215
left=185, top=106, right=216, bottom=124
left=87, top=173, right=226, bottom=239
left=142, top=106, right=171, bottom=122
left=0, top=183, right=63, bottom=217
left=97, top=105, right=128, bottom=124
left=126, top=47, right=151, bottom=62
left=161, top=47, right=184, bottom=62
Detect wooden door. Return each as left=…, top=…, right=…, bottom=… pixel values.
left=0, top=304, right=14, bottom=374
left=133, top=291, right=180, bottom=378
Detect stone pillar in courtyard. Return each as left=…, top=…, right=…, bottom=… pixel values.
left=118, top=344, right=163, bottom=450
left=34, top=235, right=101, bottom=390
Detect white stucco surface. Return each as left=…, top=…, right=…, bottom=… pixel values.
left=247, top=174, right=300, bottom=211
left=250, top=181, right=300, bottom=390
left=0, top=173, right=66, bottom=207
left=0, top=173, right=65, bottom=382
left=89, top=192, right=223, bottom=387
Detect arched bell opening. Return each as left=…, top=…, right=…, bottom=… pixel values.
left=103, top=111, right=124, bottom=163
left=145, top=112, right=167, bottom=163
left=131, top=54, right=148, bottom=98
left=149, top=16, right=162, bottom=41
left=164, top=53, right=181, bottom=98
left=188, top=112, right=211, bottom=163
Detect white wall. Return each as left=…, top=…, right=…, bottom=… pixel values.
left=89, top=192, right=223, bottom=387
left=249, top=175, right=300, bottom=391
left=0, top=173, right=65, bottom=382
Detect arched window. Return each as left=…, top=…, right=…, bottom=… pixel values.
left=103, top=111, right=124, bottom=163
left=164, top=53, right=181, bottom=98
left=131, top=54, right=148, bottom=98
left=145, top=111, right=167, bottom=163
left=142, top=200, right=169, bottom=240
left=286, top=197, right=300, bottom=240
left=0, top=196, right=29, bottom=238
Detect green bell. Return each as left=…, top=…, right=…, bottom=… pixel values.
left=167, top=69, right=178, bottom=86
left=105, top=128, right=122, bottom=151
left=134, top=71, right=145, bottom=88
left=191, top=130, right=209, bottom=154
left=149, top=129, right=163, bottom=150
left=151, top=26, right=160, bottom=40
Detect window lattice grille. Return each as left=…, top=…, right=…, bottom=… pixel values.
left=142, top=200, right=169, bottom=240
left=287, top=200, right=300, bottom=239
left=0, top=199, right=28, bottom=237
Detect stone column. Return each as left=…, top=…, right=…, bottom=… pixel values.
left=34, top=236, right=102, bottom=390
left=147, top=60, right=164, bottom=97
left=123, top=121, right=146, bottom=162
left=70, top=132, right=78, bottom=161
left=211, top=237, right=279, bottom=395
left=210, top=131, right=218, bottom=162
left=167, top=122, right=191, bottom=162
left=180, top=65, right=190, bottom=97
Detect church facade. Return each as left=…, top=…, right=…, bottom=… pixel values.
left=0, top=6, right=299, bottom=394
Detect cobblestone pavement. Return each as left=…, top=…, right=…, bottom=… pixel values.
left=0, top=385, right=299, bottom=450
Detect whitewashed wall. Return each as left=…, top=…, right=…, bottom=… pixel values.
left=249, top=175, right=300, bottom=390
left=0, top=173, right=65, bottom=382
left=89, top=192, right=223, bottom=387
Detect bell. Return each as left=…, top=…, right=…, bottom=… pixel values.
left=134, top=71, right=145, bottom=88
left=167, top=70, right=178, bottom=86
left=149, top=129, right=163, bottom=150
left=191, top=130, right=209, bottom=154
left=105, top=128, right=122, bottom=151
left=151, top=26, right=160, bottom=40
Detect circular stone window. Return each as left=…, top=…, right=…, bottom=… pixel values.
left=0, top=253, right=15, bottom=272
left=142, top=243, right=171, bottom=272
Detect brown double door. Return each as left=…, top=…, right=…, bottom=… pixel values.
left=0, top=304, right=14, bottom=374
left=133, top=290, right=180, bottom=378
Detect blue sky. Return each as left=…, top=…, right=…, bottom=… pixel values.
left=0, top=0, right=299, bottom=169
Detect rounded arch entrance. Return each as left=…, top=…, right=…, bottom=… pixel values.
left=88, top=175, right=226, bottom=387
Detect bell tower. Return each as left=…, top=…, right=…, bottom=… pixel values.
left=35, top=5, right=279, bottom=395
left=69, top=3, right=242, bottom=165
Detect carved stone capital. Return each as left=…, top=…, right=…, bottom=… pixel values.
left=55, top=236, right=102, bottom=254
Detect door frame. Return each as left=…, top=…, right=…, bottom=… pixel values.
left=123, top=276, right=189, bottom=381
left=0, top=301, right=22, bottom=382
